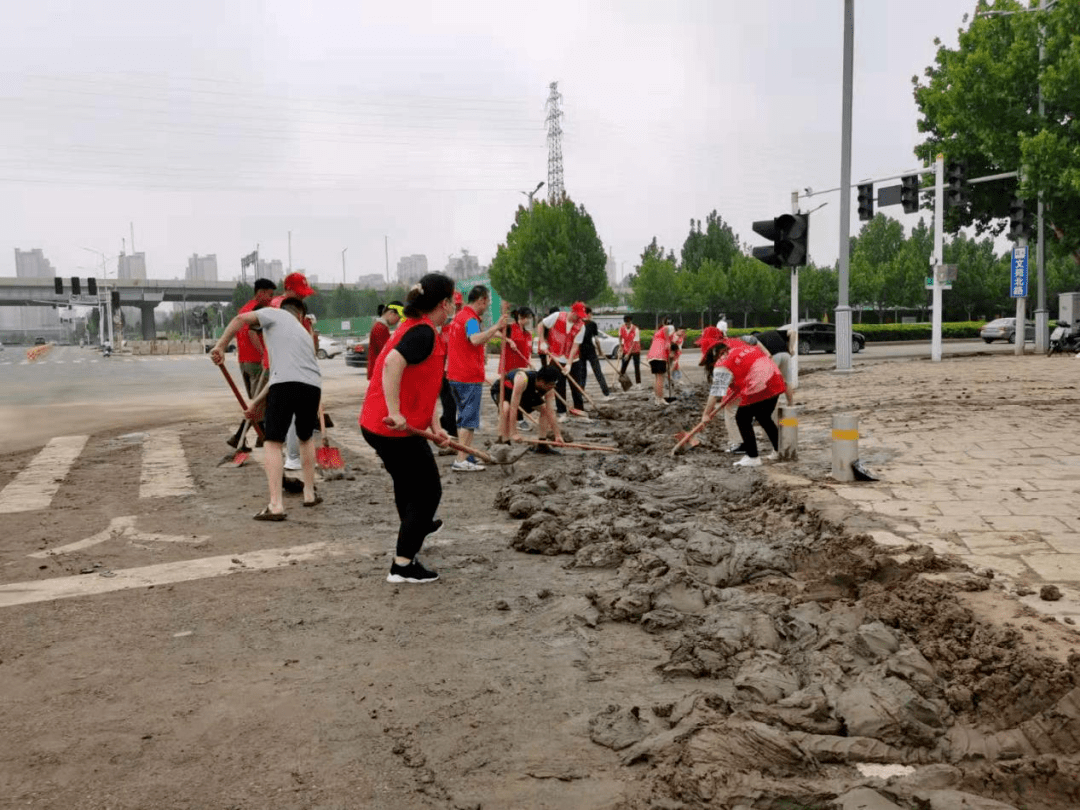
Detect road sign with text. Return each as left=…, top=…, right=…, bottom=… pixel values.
left=1010, top=246, right=1028, bottom=298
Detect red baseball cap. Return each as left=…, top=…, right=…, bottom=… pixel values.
left=283, top=272, right=315, bottom=298
left=571, top=301, right=587, bottom=318
left=695, top=326, right=723, bottom=354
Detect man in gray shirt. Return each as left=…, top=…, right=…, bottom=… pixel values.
left=212, top=297, right=322, bottom=520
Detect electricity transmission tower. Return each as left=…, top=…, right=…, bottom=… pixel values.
left=545, top=81, right=565, bottom=203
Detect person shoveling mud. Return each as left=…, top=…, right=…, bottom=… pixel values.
left=490, top=365, right=565, bottom=455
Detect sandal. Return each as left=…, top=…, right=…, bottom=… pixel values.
left=303, top=495, right=323, bottom=508
left=254, top=507, right=287, bottom=521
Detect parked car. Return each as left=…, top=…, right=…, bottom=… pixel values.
left=33, top=336, right=47, bottom=345
left=980, top=317, right=1034, bottom=344
left=316, top=335, right=343, bottom=359
left=777, top=321, right=865, bottom=355
left=344, top=338, right=368, bottom=368
left=594, top=331, right=621, bottom=359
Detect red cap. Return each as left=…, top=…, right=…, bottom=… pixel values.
left=283, top=272, right=315, bottom=298
left=570, top=301, right=587, bottom=319
left=695, top=326, right=723, bottom=354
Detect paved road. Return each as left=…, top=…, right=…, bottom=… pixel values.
left=0, top=338, right=1035, bottom=452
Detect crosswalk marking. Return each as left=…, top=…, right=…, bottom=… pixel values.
left=140, top=428, right=196, bottom=498
left=0, top=435, right=90, bottom=514
left=28, top=515, right=210, bottom=558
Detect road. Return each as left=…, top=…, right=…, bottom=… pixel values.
left=0, top=338, right=1033, bottom=452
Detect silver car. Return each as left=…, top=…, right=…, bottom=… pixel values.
left=980, top=318, right=1034, bottom=344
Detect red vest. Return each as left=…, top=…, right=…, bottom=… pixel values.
left=546, top=312, right=583, bottom=360
left=360, top=316, right=446, bottom=437
left=647, top=325, right=674, bottom=361
left=446, top=305, right=486, bottom=383
left=366, top=320, right=391, bottom=380
left=504, top=322, right=532, bottom=371
left=716, top=342, right=786, bottom=407
left=619, top=324, right=640, bottom=355
left=236, top=298, right=263, bottom=363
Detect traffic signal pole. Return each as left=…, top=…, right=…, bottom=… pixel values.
left=789, top=190, right=800, bottom=390
left=931, top=154, right=944, bottom=362
left=834, top=0, right=855, bottom=373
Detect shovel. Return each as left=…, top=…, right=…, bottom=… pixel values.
left=218, top=364, right=265, bottom=466
left=316, top=409, right=344, bottom=470
left=395, top=423, right=496, bottom=464
left=514, top=437, right=618, bottom=453
left=671, top=406, right=718, bottom=456
left=602, top=354, right=632, bottom=391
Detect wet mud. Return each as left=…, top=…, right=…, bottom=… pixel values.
left=495, top=388, right=1080, bottom=810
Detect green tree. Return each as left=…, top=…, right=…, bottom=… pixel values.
left=489, top=198, right=608, bottom=308
left=726, top=254, right=782, bottom=327
left=849, top=214, right=907, bottom=322
left=797, top=262, right=838, bottom=322
left=944, top=232, right=1008, bottom=320
left=629, top=255, right=679, bottom=314
left=913, top=0, right=1080, bottom=257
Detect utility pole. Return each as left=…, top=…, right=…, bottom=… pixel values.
left=931, top=154, right=945, bottom=362
left=288, top=230, right=292, bottom=273
left=384, top=236, right=389, bottom=286
left=1034, top=0, right=1048, bottom=353
left=341, top=247, right=348, bottom=285
left=545, top=82, right=565, bottom=203
left=130, top=222, right=135, bottom=254
left=789, top=190, right=801, bottom=389
left=834, top=0, right=855, bottom=373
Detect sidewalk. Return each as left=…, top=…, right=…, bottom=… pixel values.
left=766, top=352, right=1080, bottom=621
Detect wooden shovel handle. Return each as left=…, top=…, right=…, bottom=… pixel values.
left=397, top=423, right=496, bottom=463
left=514, top=437, right=618, bottom=452
left=219, top=364, right=265, bottom=440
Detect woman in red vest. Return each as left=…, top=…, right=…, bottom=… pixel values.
left=360, top=273, right=456, bottom=584
left=618, top=315, right=641, bottom=386
left=503, top=307, right=534, bottom=372
left=366, top=301, right=402, bottom=380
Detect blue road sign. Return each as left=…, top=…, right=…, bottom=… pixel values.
left=1010, top=246, right=1028, bottom=298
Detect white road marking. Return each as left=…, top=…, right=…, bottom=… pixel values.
left=140, top=428, right=196, bottom=498
left=28, top=515, right=209, bottom=558
left=0, top=435, right=89, bottom=514
left=0, top=542, right=346, bottom=608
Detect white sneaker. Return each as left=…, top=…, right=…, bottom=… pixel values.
left=733, top=456, right=762, bottom=468
left=654, top=397, right=669, bottom=407
left=452, top=459, right=486, bottom=472
left=764, top=451, right=779, bottom=461
left=283, top=459, right=302, bottom=471
left=518, top=419, right=532, bottom=432
left=600, top=395, right=613, bottom=402
left=557, top=413, right=569, bottom=423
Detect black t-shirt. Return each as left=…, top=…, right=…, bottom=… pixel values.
left=395, top=324, right=436, bottom=365
left=756, top=330, right=789, bottom=356
left=580, top=321, right=599, bottom=359
left=497, top=368, right=546, bottom=411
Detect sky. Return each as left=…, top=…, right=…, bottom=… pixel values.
left=0, top=0, right=980, bottom=287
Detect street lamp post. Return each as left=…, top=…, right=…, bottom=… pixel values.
left=520, top=181, right=545, bottom=209
left=342, top=247, right=348, bottom=285
left=82, top=247, right=115, bottom=350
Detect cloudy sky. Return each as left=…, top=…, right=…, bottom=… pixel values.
left=0, top=0, right=978, bottom=286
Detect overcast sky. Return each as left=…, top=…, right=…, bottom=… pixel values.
left=0, top=0, right=978, bottom=287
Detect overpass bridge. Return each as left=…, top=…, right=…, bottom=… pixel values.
left=0, top=277, right=240, bottom=340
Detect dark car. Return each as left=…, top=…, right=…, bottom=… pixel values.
left=345, top=338, right=368, bottom=368
left=33, top=336, right=47, bottom=345
left=779, top=322, right=865, bottom=355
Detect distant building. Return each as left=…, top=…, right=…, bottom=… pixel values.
left=14, top=248, right=55, bottom=279
left=396, top=254, right=428, bottom=285
left=117, top=252, right=147, bottom=281
left=186, top=254, right=218, bottom=282
left=444, top=250, right=481, bottom=280
left=355, top=273, right=386, bottom=289
left=605, top=246, right=617, bottom=288
left=256, top=258, right=284, bottom=285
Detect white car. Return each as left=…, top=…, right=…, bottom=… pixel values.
left=594, top=331, right=621, bottom=359
left=317, top=336, right=343, bottom=359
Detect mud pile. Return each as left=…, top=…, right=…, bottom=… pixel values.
left=494, top=393, right=1080, bottom=810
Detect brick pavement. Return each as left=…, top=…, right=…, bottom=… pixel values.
left=763, top=351, right=1080, bottom=621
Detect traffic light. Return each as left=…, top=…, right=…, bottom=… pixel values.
left=1009, top=195, right=1031, bottom=241
left=71, top=276, right=81, bottom=295
left=87, top=277, right=97, bottom=296
left=751, top=214, right=809, bottom=268
left=54, top=277, right=63, bottom=294
left=857, top=183, right=874, bottom=221
left=900, top=175, right=920, bottom=214
left=111, top=290, right=121, bottom=310
left=947, top=161, right=968, bottom=208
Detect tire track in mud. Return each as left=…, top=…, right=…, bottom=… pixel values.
left=494, top=393, right=1080, bottom=810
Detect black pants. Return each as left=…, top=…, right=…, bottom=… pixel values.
left=735, top=395, right=780, bottom=459
left=584, top=354, right=610, bottom=396
left=362, top=429, right=442, bottom=561
left=620, top=352, right=641, bottom=384
left=438, top=375, right=457, bottom=437
left=555, top=360, right=586, bottom=412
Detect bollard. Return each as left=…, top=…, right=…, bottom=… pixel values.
left=778, top=404, right=799, bottom=461
left=830, top=413, right=859, bottom=482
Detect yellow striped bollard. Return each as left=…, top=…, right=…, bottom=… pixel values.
left=778, top=404, right=799, bottom=461
left=830, top=414, right=859, bottom=482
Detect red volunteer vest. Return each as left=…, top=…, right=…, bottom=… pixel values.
left=504, top=322, right=532, bottom=371
left=647, top=325, right=674, bottom=361
left=236, top=298, right=263, bottom=363
left=546, top=312, right=583, bottom=360
left=366, top=319, right=391, bottom=380
left=445, top=305, right=486, bottom=384
left=619, top=324, right=640, bottom=355
left=716, top=342, right=786, bottom=407
left=360, top=316, right=446, bottom=437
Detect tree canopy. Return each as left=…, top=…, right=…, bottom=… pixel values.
left=489, top=198, right=610, bottom=308
left=913, top=0, right=1080, bottom=259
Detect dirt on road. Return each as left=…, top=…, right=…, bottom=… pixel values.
left=2, top=366, right=1080, bottom=810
